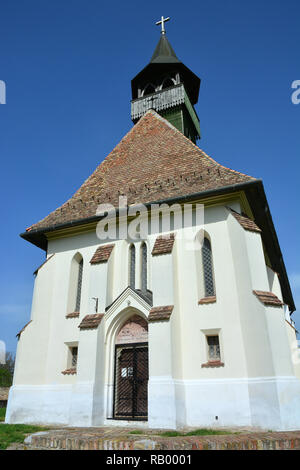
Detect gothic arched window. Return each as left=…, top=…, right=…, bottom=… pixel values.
left=129, top=244, right=136, bottom=289
left=161, top=77, right=175, bottom=90
left=143, top=83, right=156, bottom=96
left=141, top=242, right=147, bottom=292
left=67, top=253, right=83, bottom=314
left=75, top=258, right=83, bottom=312
left=202, top=237, right=215, bottom=297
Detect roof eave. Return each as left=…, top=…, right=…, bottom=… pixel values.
left=20, top=180, right=259, bottom=248
left=20, top=179, right=295, bottom=312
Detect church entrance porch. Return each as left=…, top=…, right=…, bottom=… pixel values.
left=109, top=313, right=149, bottom=422
left=113, top=343, right=148, bottom=420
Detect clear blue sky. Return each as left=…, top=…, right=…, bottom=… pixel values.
left=0, top=0, right=299, bottom=354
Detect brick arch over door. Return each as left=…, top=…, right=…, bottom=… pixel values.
left=115, top=315, right=148, bottom=345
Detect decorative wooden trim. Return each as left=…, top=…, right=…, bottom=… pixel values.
left=65, top=312, right=80, bottom=319
left=90, top=244, right=114, bottom=264
left=253, top=290, right=283, bottom=307
left=148, top=305, right=174, bottom=322
left=151, top=234, right=176, bottom=256
left=61, top=368, right=77, bottom=375
left=78, top=314, right=104, bottom=330
left=198, top=296, right=216, bottom=305
left=201, top=361, right=224, bottom=368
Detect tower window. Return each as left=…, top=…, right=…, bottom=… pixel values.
left=161, top=77, right=175, bottom=90
left=143, top=83, right=156, bottom=96
left=202, top=237, right=215, bottom=297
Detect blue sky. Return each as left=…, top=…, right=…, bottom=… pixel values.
left=0, top=0, right=299, bottom=354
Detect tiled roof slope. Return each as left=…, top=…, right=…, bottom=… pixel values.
left=27, top=110, right=256, bottom=233
left=227, top=208, right=261, bottom=233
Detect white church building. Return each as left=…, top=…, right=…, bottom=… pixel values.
left=6, top=23, right=300, bottom=431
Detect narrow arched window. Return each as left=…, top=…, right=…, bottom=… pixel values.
left=129, top=244, right=136, bottom=289
left=202, top=238, right=215, bottom=297
left=141, top=243, right=147, bottom=292
left=161, top=77, right=174, bottom=90
left=67, top=253, right=84, bottom=314
left=75, top=258, right=83, bottom=312
left=143, top=83, right=155, bottom=96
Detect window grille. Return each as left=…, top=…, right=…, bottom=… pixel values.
left=207, top=336, right=220, bottom=361
left=75, top=259, right=83, bottom=312
left=129, top=245, right=136, bottom=288
left=202, top=237, right=215, bottom=297
left=71, top=347, right=78, bottom=368
left=141, top=243, right=147, bottom=292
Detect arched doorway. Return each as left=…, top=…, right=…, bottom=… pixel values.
left=113, top=315, right=148, bottom=420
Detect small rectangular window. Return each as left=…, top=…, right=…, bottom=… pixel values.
left=207, top=336, right=220, bottom=361
left=71, top=346, right=78, bottom=368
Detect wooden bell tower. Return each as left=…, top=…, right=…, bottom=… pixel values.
left=131, top=17, right=201, bottom=143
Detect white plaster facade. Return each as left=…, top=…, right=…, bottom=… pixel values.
left=6, top=201, right=300, bottom=430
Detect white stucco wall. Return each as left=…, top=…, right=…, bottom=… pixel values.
left=7, top=200, right=300, bottom=430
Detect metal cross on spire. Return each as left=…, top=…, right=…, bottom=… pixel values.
left=156, top=16, right=170, bottom=35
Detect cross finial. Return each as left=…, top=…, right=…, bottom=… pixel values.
left=156, top=16, right=170, bottom=35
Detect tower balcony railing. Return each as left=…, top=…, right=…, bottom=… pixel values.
left=131, top=83, right=200, bottom=135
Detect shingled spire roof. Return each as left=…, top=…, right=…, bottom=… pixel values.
left=150, top=34, right=180, bottom=63
left=24, top=110, right=256, bottom=235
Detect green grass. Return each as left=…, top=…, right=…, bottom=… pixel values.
left=129, top=428, right=237, bottom=438
left=160, top=429, right=236, bottom=437
left=185, top=429, right=235, bottom=436
left=0, top=423, right=49, bottom=450
left=0, top=408, right=6, bottom=422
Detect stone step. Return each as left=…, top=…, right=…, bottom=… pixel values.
left=20, top=429, right=300, bottom=451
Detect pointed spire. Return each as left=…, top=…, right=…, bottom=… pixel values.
left=150, top=34, right=180, bottom=64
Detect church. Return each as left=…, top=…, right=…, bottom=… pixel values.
left=6, top=18, right=300, bottom=430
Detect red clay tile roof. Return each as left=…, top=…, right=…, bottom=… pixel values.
left=201, top=361, right=225, bottom=368
left=61, top=368, right=77, bottom=375
left=198, top=296, right=217, bottom=305
left=78, top=314, right=104, bottom=330
left=90, top=244, right=114, bottom=264
left=26, top=110, right=256, bottom=233
left=151, top=233, right=176, bottom=256
left=228, top=208, right=261, bottom=233
left=148, top=305, right=174, bottom=322
left=253, top=290, right=283, bottom=307
left=65, top=312, right=80, bottom=318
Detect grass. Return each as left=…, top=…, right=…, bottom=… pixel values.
left=0, top=420, right=49, bottom=450
left=129, top=428, right=237, bottom=438
left=161, top=428, right=236, bottom=437
left=0, top=408, right=6, bottom=422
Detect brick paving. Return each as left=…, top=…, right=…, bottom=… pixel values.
left=9, top=426, right=300, bottom=450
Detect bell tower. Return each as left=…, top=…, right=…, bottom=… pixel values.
left=131, top=17, right=201, bottom=143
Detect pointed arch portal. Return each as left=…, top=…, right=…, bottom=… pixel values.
left=113, top=315, right=148, bottom=420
